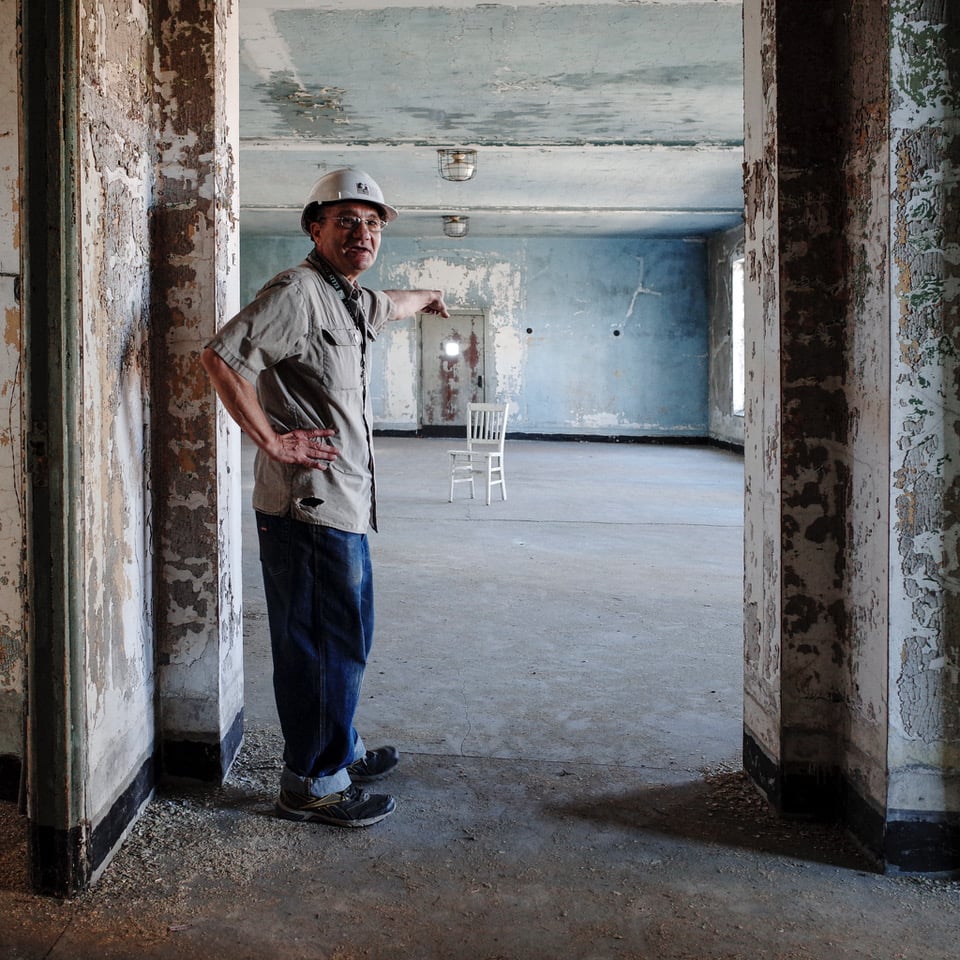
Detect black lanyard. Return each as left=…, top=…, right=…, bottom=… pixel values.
left=311, top=254, right=366, bottom=327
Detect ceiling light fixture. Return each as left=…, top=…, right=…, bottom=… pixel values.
left=442, top=215, right=470, bottom=238
left=437, top=148, right=477, bottom=182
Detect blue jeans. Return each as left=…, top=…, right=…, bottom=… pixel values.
left=256, top=512, right=373, bottom=798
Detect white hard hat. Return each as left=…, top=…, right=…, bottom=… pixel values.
left=300, top=168, right=399, bottom=234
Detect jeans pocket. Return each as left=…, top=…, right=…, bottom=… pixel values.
left=256, top=511, right=291, bottom=577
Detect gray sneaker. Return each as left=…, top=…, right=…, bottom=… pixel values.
left=347, top=746, right=400, bottom=782
left=275, top=784, right=396, bottom=827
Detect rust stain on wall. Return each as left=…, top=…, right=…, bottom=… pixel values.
left=3, top=304, right=19, bottom=349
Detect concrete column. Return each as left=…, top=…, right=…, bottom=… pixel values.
left=742, top=0, right=784, bottom=803
left=152, top=0, right=243, bottom=782
left=17, top=0, right=239, bottom=896
left=743, top=0, right=885, bottom=844
left=770, top=0, right=852, bottom=817
left=887, top=0, right=960, bottom=871
left=743, top=0, right=960, bottom=873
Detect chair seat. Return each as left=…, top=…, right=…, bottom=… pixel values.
left=448, top=449, right=493, bottom=461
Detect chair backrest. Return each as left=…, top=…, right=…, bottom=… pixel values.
left=466, top=402, right=509, bottom=453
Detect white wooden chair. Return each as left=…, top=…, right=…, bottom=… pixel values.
left=448, top=402, right=510, bottom=505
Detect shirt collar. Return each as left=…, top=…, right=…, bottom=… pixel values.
left=308, top=249, right=361, bottom=298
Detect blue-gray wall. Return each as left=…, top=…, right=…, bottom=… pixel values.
left=240, top=234, right=709, bottom=438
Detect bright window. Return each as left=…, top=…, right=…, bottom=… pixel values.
left=732, top=257, right=745, bottom=417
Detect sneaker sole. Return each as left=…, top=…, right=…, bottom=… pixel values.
left=274, top=798, right=396, bottom=828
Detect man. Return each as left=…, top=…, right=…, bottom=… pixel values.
left=201, top=168, right=449, bottom=827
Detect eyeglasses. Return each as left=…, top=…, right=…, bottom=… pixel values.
left=319, top=215, right=388, bottom=233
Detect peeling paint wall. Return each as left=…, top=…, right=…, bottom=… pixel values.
left=75, top=0, right=158, bottom=826
left=840, top=0, right=891, bottom=819
left=744, top=0, right=895, bottom=818
left=774, top=0, right=857, bottom=794
left=17, top=0, right=242, bottom=890
left=888, top=0, right=960, bottom=816
left=153, top=0, right=243, bottom=767
left=744, top=0, right=960, bottom=867
left=745, top=0, right=894, bottom=817
left=0, top=0, right=23, bottom=782
left=241, top=236, right=711, bottom=438
left=742, top=0, right=783, bottom=775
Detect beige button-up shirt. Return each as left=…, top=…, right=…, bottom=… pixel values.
left=208, top=250, right=391, bottom=533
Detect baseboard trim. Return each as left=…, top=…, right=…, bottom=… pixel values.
left=742, top=728, right=781, bottom=808
left=160, top=706, right=244, bottom=782
left=29, top=750, right=156, bottom=897
left=0, top=753, right=22, bottom=803
left=29, top=821, right=89, bottom=897
left=884, top=811, right=960, bottom=876
left=743, top=729, right=960, bottom=876
left=90, top=752, right=156, bottom=877
left=377, top=427, right=743, bottom=452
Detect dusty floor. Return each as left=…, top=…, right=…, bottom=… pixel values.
left=3, top=439, right=959, bottom=959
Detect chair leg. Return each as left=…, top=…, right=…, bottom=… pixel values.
left=450, top=454, right=479, bottom=502
left=488, top=455, right=506, bottom=503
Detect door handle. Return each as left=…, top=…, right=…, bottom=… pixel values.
left=477, top=375, right=483, bottom=388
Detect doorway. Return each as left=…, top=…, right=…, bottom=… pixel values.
left=419, top=310, right=486, bottom=430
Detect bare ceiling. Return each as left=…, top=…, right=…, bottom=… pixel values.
left=239, top=0, right=745, bottom=240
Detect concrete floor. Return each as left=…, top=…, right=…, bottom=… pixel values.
left=244, top=437, right=745, bottom=772
left=3, top=437, right=960, bottom=959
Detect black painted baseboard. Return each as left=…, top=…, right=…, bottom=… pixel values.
left=743, top=729, right=960, bottom=876
left=376, top=427, right=745, bottom=452
left=0, top=754, right=22, bottom=803
left=742, top=731, right=780, bottom=809
left=90, top=752, right=156, bottom=874
left=27, top=708, right=245, bottom=897
left=884, top=811, right=960, bottom=875
left=29, top=821, right=88, bottom=898
left=160, top=706, right=244, bottom=782
left=29, top=750, right=156, bottom=897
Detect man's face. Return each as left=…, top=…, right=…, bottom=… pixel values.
left=308, top=201, right=384, bottom=281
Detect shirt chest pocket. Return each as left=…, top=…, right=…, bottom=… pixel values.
left=321, top=326, right=363, bottom=390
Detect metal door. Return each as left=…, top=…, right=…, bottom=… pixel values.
left=419, top=311, right=485, bottom=429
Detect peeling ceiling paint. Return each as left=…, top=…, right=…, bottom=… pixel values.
left=239, top=1, right=745, bottom=239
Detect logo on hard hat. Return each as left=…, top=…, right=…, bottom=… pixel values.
left=356, top=182, right=370, bottom=195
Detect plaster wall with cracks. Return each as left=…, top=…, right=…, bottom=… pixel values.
left=0, top=0, right=22, bottom=760
left=77, top=0, right=157, bottom=822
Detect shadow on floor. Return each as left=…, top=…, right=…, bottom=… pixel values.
left=548, top=771, right=876, bottom=873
